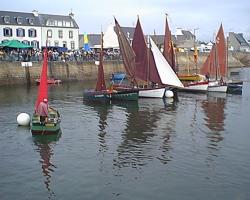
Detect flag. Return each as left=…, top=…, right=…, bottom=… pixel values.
left=83, top=33, right=90, bottom=51
left=194, top=46, right=198, bottom=64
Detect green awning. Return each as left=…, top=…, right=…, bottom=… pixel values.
left=0, top=40, right=33, bottom=48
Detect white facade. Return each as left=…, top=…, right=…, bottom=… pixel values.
left=42, top=26, right=79, bottom=50
left=0, top=10, right=79, bottom=50
left=0, top=24, right=41, bottom=48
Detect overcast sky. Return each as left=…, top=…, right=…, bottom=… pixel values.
left=2, top=0, right=250, bottom=42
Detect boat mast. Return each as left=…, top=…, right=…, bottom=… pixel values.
left=147, top=35, right=150, bottom=85
left=214, top=33, right=219, bottom=81
left=193, top=28, right=199, bottom=74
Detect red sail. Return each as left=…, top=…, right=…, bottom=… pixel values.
left=35, top=49, right=48, bottom=111
left=216, top=24, right=227, bottom=77
left=132, top=18, right=148, bottom=81
left=163, top=16, right=176, bottom=72
left=200, top=45, right=217, bottom=77
left=114, top=18, right=136, bottom=83
left=95, top=32, right=106, bottom=91
left=132, top=18, right=161, bottom=84
left=200, top=24, right=227, bottom=78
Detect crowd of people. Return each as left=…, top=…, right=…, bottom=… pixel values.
left=0, top=48, right=122, bottom=62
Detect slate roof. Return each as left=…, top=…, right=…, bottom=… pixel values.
left=0, top=10, right=79, bottom=28
left=39, top=14, right=79, bottom=28
left=234, top=33, right=249, bottom=47
left=0, top=10, right=40, bottom=26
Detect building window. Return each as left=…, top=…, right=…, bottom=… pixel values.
left=29, top=18, right=34, bottom=25
left=22, top=40, right=30, bottom=45
left=3, top=28, right=12, bottom=37
left=62, top=41, right=67, bottom=48
left=31, top=40, right=39, bottom=49
left=65, top=21, right=70, bottom=27
left=28, top=29, right=37, bottom=37
left=47, top=30, right=52, bottom=38
left=69, top=30, right=73, bottom=39
left=4, top=16, right=10, bottom=24
left=54, top=41, right=59, bottom=47
left=58, top=30, right=63, bottom=38
left=47, top=20, right=55, bottom=26
left=17, top=17, right=22, bottom=24
left=16, top=28, right=25, bottom=37
left=70, top=41, right=75, bottom=50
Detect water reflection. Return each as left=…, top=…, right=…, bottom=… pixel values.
left=114, top=99, right=176, bottom=168
left=32, top=132, right=61, bottom=199
left=202, top=92, right=226, bottom=133
left=202, top=93, right=227, bottom=167
left=83, top=101, right=113, bottom=154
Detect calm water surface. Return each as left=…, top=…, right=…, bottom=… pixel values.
left=1, top=72, right=250, bottom=199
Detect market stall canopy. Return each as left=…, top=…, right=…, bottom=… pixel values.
left=0, top=40, right=33, bottom=48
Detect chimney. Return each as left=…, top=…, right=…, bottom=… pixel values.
left=175, top=28, right=183, bottom=36
left=69, top=9, right=74, bottom=18
left=32, top=10, right=39, bottom=17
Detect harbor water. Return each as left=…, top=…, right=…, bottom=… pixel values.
left=0, top=69, right=250, bottom=200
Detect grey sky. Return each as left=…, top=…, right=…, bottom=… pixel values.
left=2, top=0, right=250, bottom=42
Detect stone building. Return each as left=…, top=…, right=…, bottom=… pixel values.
left=228, top=32, right=250, bottom=52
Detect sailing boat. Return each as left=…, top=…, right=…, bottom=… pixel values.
left=31, top=48, right=61, bottom=135
left=114, top=17, right=183, bottom=98
left=162, top=14, right=208, bottom=93
left=200, top=24, right=227, bottom=93
left=83, top=32, right=138, bottom=101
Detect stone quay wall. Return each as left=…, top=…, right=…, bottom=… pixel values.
left=0, top=52, right=248, bottom=86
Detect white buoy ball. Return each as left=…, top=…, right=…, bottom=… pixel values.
left=17, top=113, right=30, bottom=126
left=165, top=90, right=174, bottom=98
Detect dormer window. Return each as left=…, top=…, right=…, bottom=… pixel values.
left=47, top=20, right=55, bottom=26
left=17, top=17, right=22, bottom=24
left=4, top=16, right=10, bottom=24
left=29, top=18, right=34, bottom=25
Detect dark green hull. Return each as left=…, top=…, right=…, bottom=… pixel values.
left=83, top=90, right=111, bottom=102
left=31, top=108, right=61, bottom=135
left=31, top=122, right=60, bottom=135
left=83, top=89, right=138, bottom=101
left=110, top=91, right=138, bottom=101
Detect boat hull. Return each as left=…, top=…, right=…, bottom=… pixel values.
left=178, top=74, right=203, bottom=81
left=31, top=110, right=61, bottom=135
left=179, top=81, right=209, bottom=93
left=208, top=85, right=227, bottom=93
left=227, top=82, right=243, bottom=95
left=83, top=90, right=111, bottom=101
left=36, top=79, right=62, bottom=85
left=208, top=81, right=227, bottom=93
left=31, top=123, right=61, bottom=135
left=83, top=89, right=139, bottom=101
left=138, top=87, right=166, bottom=98
left=111, top=90, right=138, bottom=101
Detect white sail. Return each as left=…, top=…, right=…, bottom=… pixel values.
left=149, top=37, right=184, bottom=88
